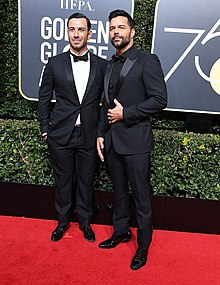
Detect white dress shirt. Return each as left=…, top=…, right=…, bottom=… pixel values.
left=70, top=51, right=90, bottom=125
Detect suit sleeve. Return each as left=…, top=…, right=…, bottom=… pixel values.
left=123, top=54, right=167, bottom=125
left=97, top=99, right=108, bottom=138
left=38, top=58, right=54, bottom=134
left=97, top=59, right=109, bottom=138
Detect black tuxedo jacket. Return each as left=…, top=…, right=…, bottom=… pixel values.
left=38, top=51, right=107, bottom=147
left=98, top=47, right=167, bottom=154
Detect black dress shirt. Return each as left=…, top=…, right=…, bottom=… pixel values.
left=108, top=46, right=135, bottom=107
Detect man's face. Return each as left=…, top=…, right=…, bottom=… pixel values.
left=109, top=16, right=134, bottom=50
left=67, top=18, right=92, bottom=53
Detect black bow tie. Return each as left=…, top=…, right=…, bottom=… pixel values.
left=112, top=54, right=126, bottom=63
left=70, top=51, right=89, bottom=62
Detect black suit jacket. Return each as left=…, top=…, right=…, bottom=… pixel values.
left=38, top=51, right=107, bottom=147
left=98, top=47, right=167, bottom=154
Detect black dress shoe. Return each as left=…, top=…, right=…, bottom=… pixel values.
left=130, top=248, right=148, bottom=270
left=79, top=225, right=95, bottom=242
left=98, top=231, right=132, bottom=249
left=51, top=224, right=70, bottom=242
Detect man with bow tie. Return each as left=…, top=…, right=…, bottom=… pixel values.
left=38, top=13, right=107, bottom=242
left=97, top=9, right=167, bottom=270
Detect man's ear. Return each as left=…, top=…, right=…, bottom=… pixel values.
left=131, top=28, right=135, bottom=39
left=88, top=30, right=92, bottom=40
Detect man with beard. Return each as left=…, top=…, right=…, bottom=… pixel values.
left=97, top=9, right=167, bottom=270
left=38, top=13, right=107, bottom=242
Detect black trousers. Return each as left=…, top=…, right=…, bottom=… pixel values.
left=48, top=127, right=97, bottom=227
left=106, top=147, right=153, bottom=249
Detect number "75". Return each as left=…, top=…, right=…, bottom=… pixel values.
left=164, top=19, right=220, bottom=87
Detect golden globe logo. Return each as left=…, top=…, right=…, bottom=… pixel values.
left=40, top=16, right=109, bottom=65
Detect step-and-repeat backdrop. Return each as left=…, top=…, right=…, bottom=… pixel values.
left=18, top=0, right=134, bottom=100
left=152, top=0, right=220, bottom=114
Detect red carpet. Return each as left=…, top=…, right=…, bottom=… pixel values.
left=0, top=216, right=220, bottom=284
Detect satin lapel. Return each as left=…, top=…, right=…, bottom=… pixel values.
left=115, top=57, right=137, bottom=95
left=82, top=54, right=97, bottom=103
left=104, top=63, right=114, bottom=105
left=63, top=54, right=78, bottom=101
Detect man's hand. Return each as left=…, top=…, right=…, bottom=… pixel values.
left=107, top=99, right=124, bottom=123
left=97, top=137, right=105, bottom=161
left=42, top=133, right=48, bottom=142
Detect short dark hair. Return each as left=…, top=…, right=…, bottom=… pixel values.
left=67, top=13, right=91, bottom=31
left=109, top=9, right=135, bottom=28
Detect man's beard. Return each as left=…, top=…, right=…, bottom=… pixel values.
left=70, top=40, right=87, bottom=52
left=111, top=36, right=130, bottom=50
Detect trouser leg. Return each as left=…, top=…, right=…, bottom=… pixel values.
left=106, top=148, right=130, bottom=235
left=124, top=153, right=153, bottom=249
left=75, top=147, right=97, bottom=226
left=48, top=140, right=75, bottom=226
